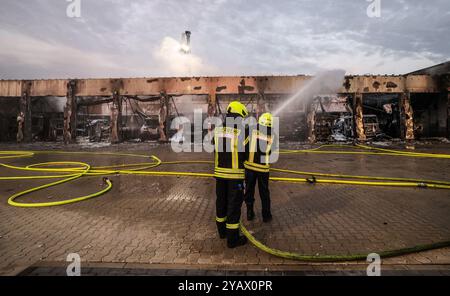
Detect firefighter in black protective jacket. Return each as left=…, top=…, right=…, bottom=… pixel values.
left=214, top=101, right=249, bottom=248
left=245, top=113, right=274, bottom=223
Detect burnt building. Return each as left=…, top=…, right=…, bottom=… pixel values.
left=0, top=62, right=449, bottom=144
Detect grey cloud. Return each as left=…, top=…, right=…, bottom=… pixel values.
left=0, top=0, right=449, bottom=79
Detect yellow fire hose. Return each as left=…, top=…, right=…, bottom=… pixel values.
left=1, top=144, right=450, bottom=261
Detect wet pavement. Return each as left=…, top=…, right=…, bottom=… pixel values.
left=0, top=141, right=449, bottom=276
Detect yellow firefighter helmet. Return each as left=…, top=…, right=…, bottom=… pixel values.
left=258, top=113, right=273, bottom=128
left=227, top=101, right=249, bottom=118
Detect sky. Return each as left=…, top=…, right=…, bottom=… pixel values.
left=0, top=0, right=449, bottom=79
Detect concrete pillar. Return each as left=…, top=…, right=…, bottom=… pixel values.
left=400, top=92, right=415, bottom=141
left=110, top=90, right=122, bottom=144
left=306, top=99, right=316, bottom=143
left=208, top=92, right=216, bottom=117
left=19, top=81, right=32, bottom=142
left=64, top=80, right=77, bottom=144
left=158, top=93, right=169, bottom=142
left=354, top=93, right=366, bottom=141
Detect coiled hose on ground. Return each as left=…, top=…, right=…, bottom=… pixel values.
left=1, top=144, right=449, bottom=261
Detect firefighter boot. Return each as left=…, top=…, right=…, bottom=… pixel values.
left=262, top=210, right=272, bottom=223
left=227, top=229, right=247, bottom=249
left=216, top=222, right=226, bottom=239
left=246, top=204, right=255, bottom=221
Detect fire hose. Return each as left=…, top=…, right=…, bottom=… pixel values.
left=1, top=145, right=450, bottom=261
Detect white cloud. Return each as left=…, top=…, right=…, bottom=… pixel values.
left=0, top=29, right=125, bottom=78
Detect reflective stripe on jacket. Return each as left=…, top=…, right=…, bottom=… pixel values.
left=244, top=128, right=273, bottom=173
left=214, top=123, right=248, bottom=179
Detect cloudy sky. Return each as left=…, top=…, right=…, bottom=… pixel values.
left=0, top=0, right=449, bottom=79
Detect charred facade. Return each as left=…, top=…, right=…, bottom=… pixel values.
left=0, top=62, right=449, bottom=143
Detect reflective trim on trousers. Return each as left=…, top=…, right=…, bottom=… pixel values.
left=214, top=172, right=245, bottom=180
left=226, top=223, right=240, bottom=230
left=216, top=216, right=227, bottom=223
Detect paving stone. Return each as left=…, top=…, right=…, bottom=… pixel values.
left=0, top=143, right=449, bottom=275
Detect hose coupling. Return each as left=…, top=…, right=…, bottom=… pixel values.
left=306, top=176, right=317, bottom=184
left=417, top=183, right=428, bottom=188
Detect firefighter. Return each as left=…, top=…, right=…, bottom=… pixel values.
left=214, top=101, right=249, bottom=248
left=244, top=113, right=274, bottom=223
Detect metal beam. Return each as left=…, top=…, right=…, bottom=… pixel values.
left=0, top=75, right=440, bottom=98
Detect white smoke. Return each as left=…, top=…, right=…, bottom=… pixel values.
left=153, top=37, right=214, bottom=76
left=273, top=69, right=346, bottom=116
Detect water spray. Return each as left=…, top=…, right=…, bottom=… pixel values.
left=180, top=31, right=191, bottom=54
left=273, top=70, right=346, bottom=116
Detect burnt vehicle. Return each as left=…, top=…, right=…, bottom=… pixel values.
left=363, top=115, right=382, bottom=138
left=139, top=116, right=160, bottom=141
left=313, top=95, right=352, bottom=141
left=47, top=117, right=64, bottom=141
left=332, top=115, right=382, bottom=140
left=87, top=119, right=110, bottom=142
left=315, top=114, right=340, bottom=141
left=31, top=114, right=64, bottom=141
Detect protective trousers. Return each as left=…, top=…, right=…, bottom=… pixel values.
left=215, top=179, right=244, bottom=239
left=244, top=170, right=271, bottom=218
